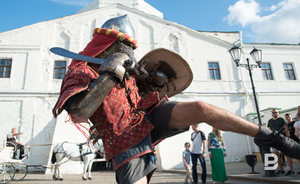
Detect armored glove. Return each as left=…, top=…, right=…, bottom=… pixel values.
left=254, top=126, right=300, bottom=160
left=99, top=52, right=130, bottom=82
left=67, top=53, right=130, bottom=122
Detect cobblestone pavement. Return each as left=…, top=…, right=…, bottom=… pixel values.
left=9, top=171, right=271, bottom=184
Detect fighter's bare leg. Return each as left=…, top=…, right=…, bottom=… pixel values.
left=168, top=101, right=300, bottom=160
left=169, top=101, right=259, bottom=136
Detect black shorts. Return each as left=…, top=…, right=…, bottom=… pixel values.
left=115, top=100, right=189, bottom=184
left=148, top=100, right=188, bottom=143
left=116, top=153, right=156, bottom=184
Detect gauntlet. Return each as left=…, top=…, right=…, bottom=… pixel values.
left=99, top=52, right=130, bottom=82
left=67, top=53, right=131, bottom=122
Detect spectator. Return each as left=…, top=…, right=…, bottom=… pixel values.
left=182, top=142, right=193, bottom=184
left=294, top=112, right=300, bottom=139
left=293, top=112, right=300, bottom=174
left=284, top=113, right=299, bottom=176
left=208, top=127, right=228, bottom=183
left=6, top=128, right=24, bottom=159
left=191, top=124, right=207, bottom=184
left=267, top=109, right=287, bottom=174
left=293, top=106, right=300, bottom=121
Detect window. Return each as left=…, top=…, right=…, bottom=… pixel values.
left=53, top=61, right=66, bottom=79
left=208, top=62, right=221, bottom=80
left=283, top=63, right=296, bottom=80
left=0, top=59, right=12, bottom=78
left=261, top=63, right=273, bottom=80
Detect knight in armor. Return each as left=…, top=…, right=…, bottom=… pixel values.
left=52, top=15, right=300, bottom=184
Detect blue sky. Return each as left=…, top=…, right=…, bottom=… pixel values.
left=1, top=0, right=300, bottom=44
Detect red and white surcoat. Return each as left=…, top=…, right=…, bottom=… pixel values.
left=53, top=62, right=161, bottom=161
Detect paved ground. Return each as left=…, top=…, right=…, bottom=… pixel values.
left=9, top=171, right=271, bottom=184
left=170, top=160, right=300, bottom=184
left=8, top=161, right=300, bottom=184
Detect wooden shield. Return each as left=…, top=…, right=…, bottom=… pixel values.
left=138, top=48, right=193, bottom=98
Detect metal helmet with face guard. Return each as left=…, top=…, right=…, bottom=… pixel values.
left=99, top=15, right=139, bottom=74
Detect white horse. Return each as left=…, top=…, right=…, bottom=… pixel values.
left=51, top=139, right=104, bottom=180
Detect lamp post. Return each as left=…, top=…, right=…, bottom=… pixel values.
left=229, top=46, right=276, bottom=177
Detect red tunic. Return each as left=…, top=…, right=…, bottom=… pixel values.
left=53, top=63, right=160, bottom=160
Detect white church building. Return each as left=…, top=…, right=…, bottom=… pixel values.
left=1, top=0, right=300, bottom=173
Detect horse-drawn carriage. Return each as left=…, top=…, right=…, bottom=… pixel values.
left=0, top=140, right=29, bottom=184
left=0, top=137, right=105, bottom=183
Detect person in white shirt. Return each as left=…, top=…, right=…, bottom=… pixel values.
left=191, top=124, right=207, bottom=184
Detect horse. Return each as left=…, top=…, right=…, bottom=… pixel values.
left=51, top=139, right=104, bottom=180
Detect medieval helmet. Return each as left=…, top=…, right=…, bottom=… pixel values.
left=69, top=14, right=138, bottom=68
left=101, top=14, right=135, bottom=39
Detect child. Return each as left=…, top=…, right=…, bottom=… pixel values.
left=183, top=142, right=193, bottom=184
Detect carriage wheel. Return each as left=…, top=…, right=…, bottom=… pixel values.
left=12, top=163, right=28, bottom=181
left=0, top=162, right=15, bottom=184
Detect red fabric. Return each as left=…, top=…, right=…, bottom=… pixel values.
left=52, top=64, right=99, bottom=117
left=68, top=34, right=117, bottom=69
left=68, top=27, right=138, bottom=69
left=138, top=91, right=160, bottom=110
left=94, top=28, right=138, bottom=49
left=53, top=63, right=160, bottom=160
left=90, top=76, right=160, bottom=160
left=53, top=32, right=117, bottom=117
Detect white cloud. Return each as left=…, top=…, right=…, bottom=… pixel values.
left=268, top=1, right=285, bottom=11
left=225, top=0, right=261, bottom=27
left=50, top=0, right=91, bottom=6
left=225, top=0, right=300, bottom=44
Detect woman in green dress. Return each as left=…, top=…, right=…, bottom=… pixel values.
left=208, top=127, right=228, bottom=183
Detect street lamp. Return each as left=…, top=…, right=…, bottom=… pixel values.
left=229, top=46, right=262, bottom=70
left=229, top=46, right=276, bottom=177
left=229, top=46, right=262, bottom=125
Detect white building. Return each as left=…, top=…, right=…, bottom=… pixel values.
left=1, top=0, right=300, bottom=172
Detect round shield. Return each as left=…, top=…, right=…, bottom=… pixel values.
left=138, top=48, right=193, bottom=98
